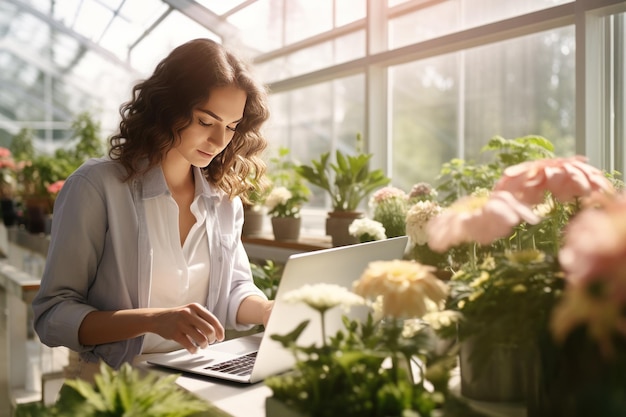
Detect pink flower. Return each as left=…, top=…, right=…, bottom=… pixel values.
left=47, top=180, right=65, bottom=195
left=0, top=147, right=11, bottom=158
left=551, top=285, right=626, bottom=358
left=494, top=156, right=614, bottom=205
left=427, top=191, right=540, bottom=252
left=559, top=192, right=626, bottom=291
left=370, top=186, right=407, bottom=205
left=553, top=191, right=626, bottom=357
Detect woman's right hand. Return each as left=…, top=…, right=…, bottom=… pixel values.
left=151, top=303, right=225, bottom=353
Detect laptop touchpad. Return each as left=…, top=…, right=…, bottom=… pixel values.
left=208, top=333, right=263, bottom=355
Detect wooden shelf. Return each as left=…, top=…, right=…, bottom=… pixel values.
left=242, top=234, right=332, bottom=263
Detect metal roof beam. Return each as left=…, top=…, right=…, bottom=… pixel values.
left=160, top=0, right=239, bottom=38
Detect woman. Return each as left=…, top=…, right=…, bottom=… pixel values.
left=32, top=39, right=273, bottom=377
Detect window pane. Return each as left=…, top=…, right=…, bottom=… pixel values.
left=285, top=0, right=333, bottom=44
left=390, top=26, right=575, bottom=190
left=256, top=30, right=365, bottom=83
left=335, top=0, right=366, bottom=27
left=390, top=0, right=573, bottom=49
left=130, top=10, right=219, bottom=73
left=266, top=74, right=365, bottom=209
left=228, top=0, right=284, bottom=52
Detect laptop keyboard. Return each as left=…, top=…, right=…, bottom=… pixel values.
left=204, top=351, right=258, bottom=376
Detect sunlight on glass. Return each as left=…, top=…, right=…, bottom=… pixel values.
left=195, top=0, right=249, bottom=15
left=228, top=0, right=283, bottom=52
left=285, top=0, right=333, bottom=44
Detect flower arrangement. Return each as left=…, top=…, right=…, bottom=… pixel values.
left=429, top=152, right=615, bottom=330
left=348, top=217, right=386, bottom=242
left=265, top=186, right=307, bottom=218
left=419, top=135, right=623, bottom=405
left=265, top=260, right=461, bottom=417
left=532, top=190, right=626, bottom=416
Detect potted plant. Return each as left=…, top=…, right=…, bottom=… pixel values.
left=423, top=136, right=621, bottom=403
left=10, top=112, right=104, bottom=234
left=241, top=169, right=270, bottom=237
left=265, top=147, right=310, bottom=241
left=0, top=146, right=21, bottom=226
left=296, top=133, right=390, bottom=246
left=14, top=362, right=227, bottom=417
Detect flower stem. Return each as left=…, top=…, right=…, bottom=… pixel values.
left=320, top=310, right=327, bottom=348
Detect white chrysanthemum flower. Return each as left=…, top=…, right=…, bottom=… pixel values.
left=405, top=201, right=442, bottom=245
left=282, top=283, right=365, bottom=312
left=265, top=186, right=292, bottom=211
left=348, top=218, right=387, bottom=241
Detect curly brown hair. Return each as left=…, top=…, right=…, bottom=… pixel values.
left=109, top=38, right=270, bottom=202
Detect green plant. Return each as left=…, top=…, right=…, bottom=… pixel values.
left=242, top=169, right=270, bottom=208
left=251, top=259, right=283, bottom=300
left=10, top=112, right=104, bottom=201
left=266, top=262, right=457, bottom=417
left=435, top=135, right=554, bottom=205
left=296, top=133, right=390, bottom=212
left=14, top=362, right=227, bottom=417
left=265, top=147, right=310, bottom=218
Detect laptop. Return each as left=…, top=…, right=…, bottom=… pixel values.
left=145, top=236, right=409, bottom=384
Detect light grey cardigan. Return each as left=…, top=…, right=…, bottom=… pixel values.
left=32, top=158, right=265, bottom=368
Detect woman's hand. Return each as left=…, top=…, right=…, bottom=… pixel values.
left=151, top=303, right=225, bottom=353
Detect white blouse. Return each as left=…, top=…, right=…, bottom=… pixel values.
left=142, top=186, right=211, bottom=353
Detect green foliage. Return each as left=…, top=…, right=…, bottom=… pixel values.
left=242, top=172, right=270, bottom=207
left=251, top=259, right=283, bottom=300
left=265, top=147, right=310, bottom=217
left=372, top=197, right=407, bottom=238
left=448, top=251, right=564, bottom=350
left=15, top=363, right=228, bottom=417
left=71, top=112, right=105, bottom=161
left=10, top=112, right=104, bottom=200
left=266, top=311, right=454, bottom=417
left=267, top=147, right=309, bottom=198
left=296, top=133, right=391, bottom=211
left=10, top=127, right=36, bottom=162
left=435, top=135, right=555, bottom=204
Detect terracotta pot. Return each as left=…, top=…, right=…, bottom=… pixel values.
left=271, top=216, right=301, bottom=241
left=25, top=196, right=53, bottom=234
left=325, top=211, right=363, bottom=247
left=242, top=206, right=264, bottom=236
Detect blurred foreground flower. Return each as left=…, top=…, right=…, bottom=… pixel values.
left=353, top=259, right=448, bottom=319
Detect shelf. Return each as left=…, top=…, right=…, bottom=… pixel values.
left=242, top=235, right=332, bottom=263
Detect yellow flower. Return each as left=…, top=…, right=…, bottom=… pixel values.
left=480, top=256, right=496, bottom=270
left=512, top=284, right=527, bottom=293
left=505, top=249, right=546, bottom=265
left=470, top=271, right=490, bottom=288
left=353, top=260, right=448, bottom=319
